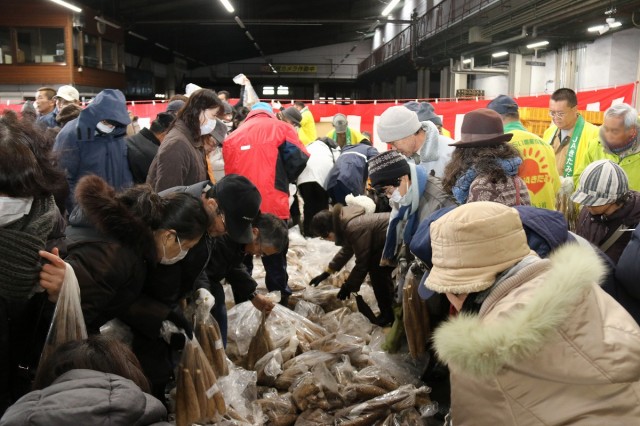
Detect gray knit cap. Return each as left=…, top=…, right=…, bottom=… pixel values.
left=377, top=106, right=422, bottom=143
left=571, top=160, right=629, bottom=206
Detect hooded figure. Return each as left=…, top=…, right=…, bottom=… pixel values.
left=53, top=89, right=132, bottom=213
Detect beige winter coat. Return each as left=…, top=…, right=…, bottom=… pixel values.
left=433, top=244, right=640, bottom=425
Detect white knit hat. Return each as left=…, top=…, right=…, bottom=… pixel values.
left=377, top=106, right=422, bottom=143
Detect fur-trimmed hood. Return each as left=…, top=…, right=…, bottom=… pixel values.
left=433, top=244, right=608, bottom=378
left=70, top=176, right=156, bottom=260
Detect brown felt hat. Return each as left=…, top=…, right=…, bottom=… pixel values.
left=449, top=108, right=513, bottom=148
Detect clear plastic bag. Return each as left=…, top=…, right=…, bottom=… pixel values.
left=255, top=390, right=296, bottom=426
left=99, top=318, right=132, bottom=347
left=245, top=312, right=274, bottom=370
left=218, top=364, right=261, bottom=423
left=255, top=348, right=284, bottom=386
left=293, top=300, right=325, bottom=323
left=192, top=289, right=229, bottom=377
left=402, top=269, right=431, bottom=360
left=175, top=337, right=226, bottom=426
left=41, top=263, right=87, bottom=362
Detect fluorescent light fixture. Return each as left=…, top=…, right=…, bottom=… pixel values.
left=588, top=25, right=605, bottom=33
left=245, top=31, right=254, bottom=41
left=263, top=86, right=275, bottom=95
left=95, top=16, right=121, bottom=29
left=49, top=0, right=82, bottom=13
left=527, top=41, right=549, bottom=49
left=492, top=51, right=509, bottom=58
left=253, top=42, right=261, bottom=50
left=128, top=31, right=148, bottom=41
left=609, top=21, right=622, bottom=28
left=219, top=0, right=235, bottom=13
left=155, top=42, right=170, bottom=50
left=462, top=58, right=472, bottom=64
left=234, top=16, right=245, bottom=29
left=381, top=0, right=400, bottom=17
left=277, top=86, right=289, bottom=95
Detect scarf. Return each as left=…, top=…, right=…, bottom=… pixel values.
left=452, top=157, right=522, bottom=204
left=382, top=163, right=428, bottom=261
left=0, top=195, right=58, bottom=301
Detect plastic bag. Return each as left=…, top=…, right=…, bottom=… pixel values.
left=41, top=263, right=87, bottom=362
left=175, top=337, right=226, bottom=426
left=331, top=355, right=355, bottom=386
left=245, top=311, right=274, bottom=370
left=255, top=390, right=296, bottom=426
left=255, top=348, right=284, bottom=386
left=233, top=74, right=259, bottom=108
left=218, top=363, right=261, bottom=422
left=192, top=288, right=229, bottom=377
left=309, top=332, right=365, bottom=356
left=293, top=300, right=325, bottom=323
left=334, top=385, right=429, bottom=424
left=99, top=318, right=132, bottom=347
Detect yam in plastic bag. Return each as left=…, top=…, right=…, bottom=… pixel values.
left=353, top=365, right=400, bottom=391
left=245, top=312, right=274, bottom=370
left=310, top=332, right=365, bottom=356
left=175, top=338, right=226, bottom=426
left=402, top=269, right=431, bottom=360
left=192, top=288, right=229, bottom=377
left=293, top=300, right=325, bottom=323
left=294, top=408, right=334, bottom=426
left=256, top=390, right=296, bottom=426
left=41, top=263, right=87, bottom=362
left=334, top=385, right=427, bottom=424
left=255, top=348, right=284, bottom=386
left=331, top=355, right=356, bottom=385
left=217, top=364, right=262, bottom=423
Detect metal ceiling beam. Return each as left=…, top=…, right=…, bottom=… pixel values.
left=135, top=18, right=410, bottom=25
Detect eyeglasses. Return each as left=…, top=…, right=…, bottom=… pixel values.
left=548, top=111, right=567, bottom=118
left=374, top=178, right=402, bottom=195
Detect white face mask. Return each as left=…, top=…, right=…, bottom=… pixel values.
left=222, top=120, right=233, bottom=132
left=160, top=235, right=189, bottom=265
left=96, top=121, right=115, bottom=134
left=200, top=118, right=217, bottom=136
left=0, top=196, right=34, bottom=226
left=398, top=180, right=411, bottom=206
left=388, top=188, right=402, bottom=209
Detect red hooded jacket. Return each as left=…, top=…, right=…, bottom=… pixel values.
left=223, top=109, right=309, bottom=219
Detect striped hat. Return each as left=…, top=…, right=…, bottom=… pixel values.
left=368, top=150, right=410, bottom=188
left=571, top=160, right=629, bottom=206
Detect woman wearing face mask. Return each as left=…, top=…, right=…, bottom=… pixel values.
left=147, top=88, right=223, bottom=192
left=43, top=175, right=208, bottom=334
left=0, top=113, right=68, bottom=414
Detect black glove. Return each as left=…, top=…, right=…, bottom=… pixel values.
left=337, top=284, right=353, bottom=300
left=167, top=310, right=193, bottom=340
left=310, top=271, right=330, bottom=287
left=169, top=333, right=187, bottom=350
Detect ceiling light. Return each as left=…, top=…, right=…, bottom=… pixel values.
left=49, top=0, right=82, bottom=13
left=462, top=58, right=472, bottom=64
left=219, top=0, right=234, bottom=13
left=245, top=31, right=254, bottom=41
left=155, top=43, right=170, bottom=51
left=128, top=31, right=148, bottom=41
left=527, top=41, right=549, bottom=49
left=588, top=25, right=606, bottom=33
left=609, top=21, right=622, bottom=28
left=492, top=51, right=509, bottom=58
left=381, top=0, right=400, bottom=17
left=234, top=16, right=245, bottom=29
left=95, top=16, right=121, bottom=29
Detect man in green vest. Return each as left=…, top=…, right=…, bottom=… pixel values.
left=574, top=103, right=640, bottom=191
left=488, top=95, right=560, bottom=210
left=543, top=88, right=599, bottom=184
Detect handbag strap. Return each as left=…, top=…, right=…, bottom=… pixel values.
left=513, top=176, right=521, bottom=206
left=600, top=224, right=627, bottom=252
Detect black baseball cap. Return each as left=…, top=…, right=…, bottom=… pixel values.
left=213, top=174, right=262, bottom=244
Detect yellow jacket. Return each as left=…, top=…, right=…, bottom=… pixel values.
left=543, top=118, right=599, bottom=178
left=298, top=107, right=317, bottom=145
left=505, top=122, right=560, bottom=210
left=574, top=126, right=640, bottom=191
left=326, top=127, right=367, bottom=146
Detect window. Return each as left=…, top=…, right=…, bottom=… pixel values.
left=0, top=27, right=13, bottom=64
left=82, top=33, right=99, bottom=68
left=276, top=86, right=289, bottom=95
left=101, top=39, right=117, bottom=71
left=15, top=28, right=65, bottom=64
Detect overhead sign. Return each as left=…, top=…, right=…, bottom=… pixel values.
left=260, top=64, right=317, bottom=73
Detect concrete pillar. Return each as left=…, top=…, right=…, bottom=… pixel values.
left=440, top=67, right=450, bottom=98
left=395, top=75, right=407, bottom=99
left=417, top=68, right=431, bottom=98
left=313, top=82, right=320, bottom=100
left=509, top=53, right=531, bottom=97
left=451, top=72, right=467, bottom=98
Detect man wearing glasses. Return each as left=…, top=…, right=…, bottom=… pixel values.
left=543, top=88, right=599, bottom=181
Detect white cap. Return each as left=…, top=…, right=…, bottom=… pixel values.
left=53, top=85, right=80, bottom=102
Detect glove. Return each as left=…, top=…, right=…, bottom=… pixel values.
left=166, top=310, right=193, bottom=340
left=169, top=333, right=187, bottom=350
left=337, top=284, right=353, bottom=300
left=310, top=272, right=330, bottom=287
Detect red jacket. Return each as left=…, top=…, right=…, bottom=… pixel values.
left=223, top=110, right=309, bottom=219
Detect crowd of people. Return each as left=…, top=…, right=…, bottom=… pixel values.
left=1, top=81, right=639, bottom=425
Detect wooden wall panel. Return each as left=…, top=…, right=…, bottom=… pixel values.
left=0, top=65, right=72, bottom=85
left=73, top=68, right=126, bottom=89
